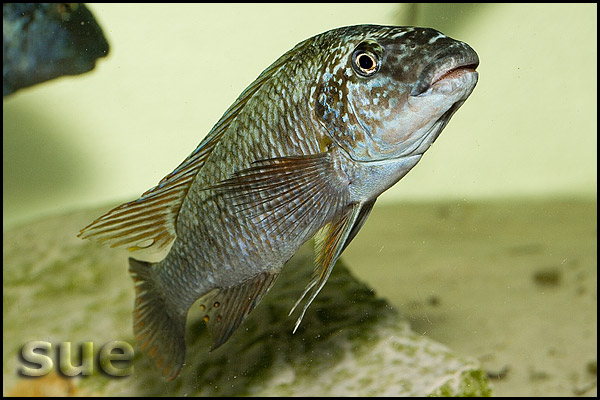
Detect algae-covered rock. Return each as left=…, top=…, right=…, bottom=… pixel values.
left=3, top=207, right=491, bottom=396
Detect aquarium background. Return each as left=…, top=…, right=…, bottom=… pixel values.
left=2, top=3, right=597, bottom=229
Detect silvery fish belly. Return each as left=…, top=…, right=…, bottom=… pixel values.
left=79, top=24, right=478, bottom=379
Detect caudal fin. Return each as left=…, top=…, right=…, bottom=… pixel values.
left=129, top=258, right=187, bottom=380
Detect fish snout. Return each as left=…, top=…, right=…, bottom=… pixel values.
left=410, top=45, right=479, bottom=97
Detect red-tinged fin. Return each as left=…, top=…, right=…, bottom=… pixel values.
left=289, top=203, right=365, bottom=332
left=129, top=258, right=187, bottom=380
left=208, top=153, right=344, bottom=242
left=198, top=271, right=280, bottom=350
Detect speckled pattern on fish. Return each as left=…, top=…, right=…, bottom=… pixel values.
left=79, top=24, right=479, bottom=379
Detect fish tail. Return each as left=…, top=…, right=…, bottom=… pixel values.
left=129, top=257, right=186, bottom=380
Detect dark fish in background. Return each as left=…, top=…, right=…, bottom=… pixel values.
left=3, top=3, right=109, bottom=97
left=80, top=24, right=479, bottom=379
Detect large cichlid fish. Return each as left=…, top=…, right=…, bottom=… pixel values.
left=79, top=24, right=479, bottom=379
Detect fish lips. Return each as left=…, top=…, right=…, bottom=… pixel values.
left=410, top=49, right=479, bottom=97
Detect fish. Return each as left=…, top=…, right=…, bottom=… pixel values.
left=79, top=24, right=479, bottom=379
left=3, top=3, right=109, bottom=97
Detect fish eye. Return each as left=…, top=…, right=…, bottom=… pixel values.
left=352, top=51, right=379, bottom=77
left=351, top=41, right=382, bottom=78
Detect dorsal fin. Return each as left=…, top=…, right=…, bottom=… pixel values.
left=78, top=39, right=305, bottom=257
left=198, top=271, right=280, bottom=350
left=77, top=159, right=201, bottom=257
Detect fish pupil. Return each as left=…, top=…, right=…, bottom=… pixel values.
left=358, top=54, right=375, bottom=71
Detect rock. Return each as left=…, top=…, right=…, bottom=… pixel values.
left=3, top=207, right=491, bottom=396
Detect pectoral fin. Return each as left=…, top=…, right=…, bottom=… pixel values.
left=209, top=153, right=345, bottom=241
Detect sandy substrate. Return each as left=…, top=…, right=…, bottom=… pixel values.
left=343, top=198, right=597, bottom=397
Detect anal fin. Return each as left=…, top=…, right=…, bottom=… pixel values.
left=198, top=271, right=280, bottom=350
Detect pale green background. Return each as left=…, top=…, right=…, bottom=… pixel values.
left=3, top=3, right=597, bottom=229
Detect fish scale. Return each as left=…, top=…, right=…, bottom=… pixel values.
left=79, top=24, right=479, bottom=379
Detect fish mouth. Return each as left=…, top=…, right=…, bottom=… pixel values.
left=410, top=48, right=479, bottom=97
